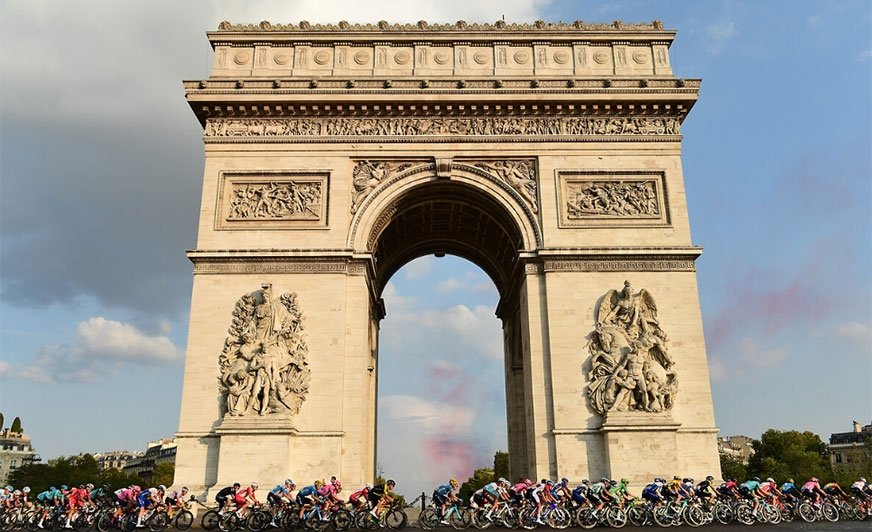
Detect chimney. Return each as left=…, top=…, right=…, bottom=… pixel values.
left=853, top=420, right=861, bottom=433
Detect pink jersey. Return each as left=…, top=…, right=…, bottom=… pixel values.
left=802, top=481, right=818, bottom=491
left=511, top=483, right=528, bottom=493
left=318, top=484, right=336, bottom=497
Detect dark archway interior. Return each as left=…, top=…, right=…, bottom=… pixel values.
left=370, top=180, right=525, bottom=300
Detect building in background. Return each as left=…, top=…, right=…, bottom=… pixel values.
left=829, top=420, right=872, bottom=474
left=123, top=438, right=177, bottom=481
left=93, top=450, right=144, bottom=471
left=0, top=428, right=37, bottom=484
left=718, top=435, right=755, bottom=464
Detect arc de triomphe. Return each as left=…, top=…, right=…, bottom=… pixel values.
left=174, top=20, right=721, bottom=494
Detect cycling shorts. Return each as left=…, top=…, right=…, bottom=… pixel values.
left=432, top=492, right=447, bottom=507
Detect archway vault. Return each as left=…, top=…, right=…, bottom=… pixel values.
left=349, top=161, right=541, bottom=306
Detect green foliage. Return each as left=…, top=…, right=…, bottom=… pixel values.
left=10, top=416, right=22, bottom=433
left=459, top=468, right=494, bottom=502
left=493, top=451, right=509, bottom=482
left=153, top=462, right=175, bottom=488
left=8, top=453, right=142, bottom=494
left=747, top=429, right=829, bottom=482
left=831, top=436, right=872, bottom=487
left=719, top=453, right=747, bottom=481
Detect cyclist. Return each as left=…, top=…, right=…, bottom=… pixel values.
left=166, top=486, right=190, bottom=516
left=642, top=478, right=665, bottom=507
left=268, top=480, right=294, bottom=508
left=135, top=487, right=160, bottom=528
left=780, top=478, right=801, bottom=502
left=679, top=478, right=695, bottom=500
left=609, top=478, right=634, bottom=507
left=757, top=478, right=781, bottom=507
left=737, top=477, right=763, bottom=516
left=823, top=481, right=848, bottom=499
left=665, top=476, right=684, bottom=503
left=851, top=477, right=868, bottom=500
left=296, top=483, right=320, bottom=520
left=318, top=478, right=342, bottom=511
left=64, top=485, right=87, bottom=528
left=587, top=479, right=610, bottom=516
left=571, top=480, right=591, bottom=509
left=214, top=483, right=239, bottom=512
left=800, top=477, right=826, bottom=504
left=348, top=484, right=370, bottom=511
left=369, top=479, right=395, bottom=518
left=234, top=482, right=260, bottom=519
left=432, top=479, right=459, bottom=521
left=695, top=476, right=716, bottom=507
left=36, top=485, right=64, bottom=528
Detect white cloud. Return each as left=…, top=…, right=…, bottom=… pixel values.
left=2, top=316, right=181, bottom=384
left=738, top=338, right=787, bottom=368
left=76, top=317, right=180, bottom=363
left=402, top=256, right=433, bottom=280
left=860, top=50, right=872, bottom=61
left=380, top=394, right=474, bottom=433
left=437, top=277, right=464, bottom=292
left=705, top=20, right=736, bottom=55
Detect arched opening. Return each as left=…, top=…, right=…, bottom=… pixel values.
left=364, top=177, right=533, bottom=495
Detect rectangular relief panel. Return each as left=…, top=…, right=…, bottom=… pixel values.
left=556, top=170, right=670, bottom=228
left=215, top=171, right=329, bottom=230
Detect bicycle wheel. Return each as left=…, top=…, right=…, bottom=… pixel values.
left=734, top=504, right=754, bottom=526
left=822, top=502, right=839, bottom=522
left=449, top=508, right=472, bottom=531
left=417, top=509, right=439, bottom=531
left=575, top=509, right=596, bottom=530
left=218, top=513, right=241, bottom=532
left=121, top=514, right=139, bottom=532
left=148, top=512, right=170, bottom=532
left=246, top=511, right=270, bottom=532
left=330, top=509, right=353, bottom=532
left=605, top=507, right=627, bottom=528
left=174, top=510, right=194, bottom=530
left=626, top=505, right=646, bottom=527
left=201, top=511, right=221, bottom=531
left=500, top=507, right=519, bottom=529
left=651, top=506, right=673, bottom=528
left=384, top=509, right=406, bottom=531
left=471, top=509, right=490, bottom=530
left=682, top=505, right=703, bottom=527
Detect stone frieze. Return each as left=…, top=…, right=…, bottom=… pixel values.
left=227, top=180, right=322, bottom=221
left=204, top=117, right=681, bottom=140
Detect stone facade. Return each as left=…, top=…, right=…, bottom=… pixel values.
left=829, top=421, right=872, bottom=475
left=174, top=19, right=720, bottom=496
left=0, top=429, right=36, bottom=485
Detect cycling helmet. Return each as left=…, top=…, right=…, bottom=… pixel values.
left=13, top=490, right=21, bottom=496
left=50, top=487, right=57, bottom=491
left=581, top=479, right=590, bottom=485
left=333, top=480, right=342, bottom=490
left=787, top=478, right=794, bottom=484
left=102, top=485, right=110, bottom=491
left=449, top=478, right=458, bottom=486
left=609, top=479, right=617, bottom=486
left=766, top=478, right=774, bottom=484
left=499, top=478, right=509, bottom=484
left=232, top=483, right=241, bottom=488
left=181, top=487, right=189, bottom=492
left=23, top=487, right=31, bottom=494
left=620, top=479, right=628, bottom=484
left=560, top=478, right=569, bottom=485
left=4, top=485, right=12, bottom=491
left=706, top=476, right=714, bottom=481
left=673, top=476, right=680, bottom=481
left=87, top=483, right=94, bottom=490
left=285, top=479, right=295, bottom=486
left=600, top=478, right=609, bottom=483
left=386, top=480, right=396, bottom=487
left=159, top=485, right=167, bottom=492
left=682, top=478, right=691, bottom=483
left=861, top=478, right=867, bottom=483
left=753, top=477, right=760, bottom=483
left=365, top=484, right=372, bottom=490
left=61, top=485, right=69, bottom=490
left=250, top=482, right=258, bottom=489
left=810, top=477, right=818, bottom=483
left=524, top=479, right=532, bottom=485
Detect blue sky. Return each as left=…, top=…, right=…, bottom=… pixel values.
left=1, top=0, right=870, bottom=497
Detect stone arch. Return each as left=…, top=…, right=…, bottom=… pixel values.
left=349, top=161, right=541, bottom=296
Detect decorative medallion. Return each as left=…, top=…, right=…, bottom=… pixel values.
left=593, top=51, right=609, bottom=64
left=473, top=51, right=489, bottom=64
left=553, top=51, right=570, bottom=64
left=233, top=51, right=250, bottom=65
left=353, top=51, right=370, bottom=65
left=513, top=50, right=530, bottom=64
left=218, top=283, right=312, bottom=417
left=314, top=50, right=330, bottom=65
left=586, top=281, right=677, bottom=414
left=434, top=51, right=451, bottom=65
left=394, top=50, right=411, bottom=65
left=273, top=52, right=290, bottom=65
left=632, top=51, right=649, bottom=64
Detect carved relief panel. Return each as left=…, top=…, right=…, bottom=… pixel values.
left=556, top=170, right=670, bottom=228
left=215, top=171, right=328, bottom=230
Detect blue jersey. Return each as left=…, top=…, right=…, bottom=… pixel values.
left=298, top=485, right=317, bottom=497
left=435, top=484, right=453, bottom=497
left=270, top=485, right=289, bottom=496
left=741, top=481, right=760, bottom=492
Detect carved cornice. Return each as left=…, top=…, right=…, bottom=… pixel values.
left=217, top=20, right=669, bottom=33
left=188, top=251, right=369, bottom=275
left=523, top=248, right=702, bottom=273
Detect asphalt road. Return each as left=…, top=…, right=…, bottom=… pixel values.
left=421, top=523, right=869, bottom=531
